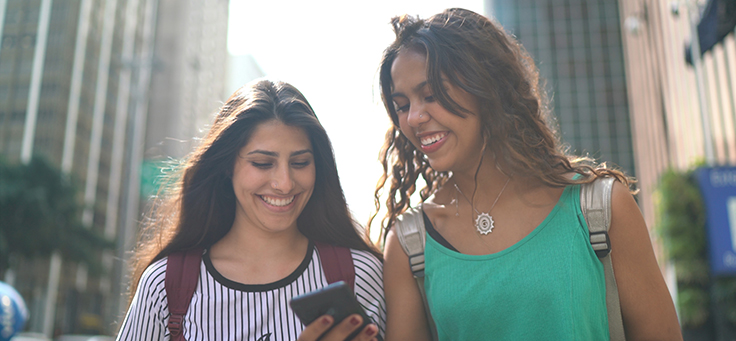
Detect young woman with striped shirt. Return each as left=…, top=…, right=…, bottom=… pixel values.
left=117, top=80, right=385, bottom=341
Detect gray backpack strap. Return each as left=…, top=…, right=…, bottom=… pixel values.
left=394, top=205, right=439, bottom=341
left=395, top=205, right=427, bottom=277
left=580, top=177, right=626, bottom=341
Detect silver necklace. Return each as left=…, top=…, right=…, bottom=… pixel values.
left=453, top=177, right=511, bottom=235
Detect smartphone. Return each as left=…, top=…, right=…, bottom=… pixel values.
left=289, top=281, right=371, bottom=340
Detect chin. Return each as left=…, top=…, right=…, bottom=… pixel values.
left=257, top=216, right=297, bottom=232
left=426, top=158, right=452, bottom=173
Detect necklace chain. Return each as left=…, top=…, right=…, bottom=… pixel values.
left=453, top=177, right=511, bottom=235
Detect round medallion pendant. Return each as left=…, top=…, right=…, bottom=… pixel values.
left=475, top=212, right=494, bottom=235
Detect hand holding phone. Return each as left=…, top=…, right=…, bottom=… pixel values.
left=290, top=281, right=372, bottom=340
left=297, top=314, right=379, bottom=341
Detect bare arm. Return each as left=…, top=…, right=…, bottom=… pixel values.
left=383, top=229, right=432, bottom=341
left=609, top=181, right=683, bottom=340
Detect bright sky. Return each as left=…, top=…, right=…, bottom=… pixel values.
left=227, top=0, right=486, bottom=232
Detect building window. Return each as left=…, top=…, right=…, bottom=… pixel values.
left=2, top=36, right=15, bottom=49
left=11, top=111, right=24, bottom=122
left=21, top=35, right=36, bottom=49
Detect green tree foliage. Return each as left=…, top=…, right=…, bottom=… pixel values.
left=0, top=156, right=113, bottom=275
left=657, top=168, right=736, bottom=329
left=656, top=168, right=710, bottom=327
left=714, top=277, right=736, bottom=326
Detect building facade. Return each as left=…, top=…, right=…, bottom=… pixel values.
left=0, top=0, right=229, bottom=336
left=618, top=1, right=735, bottom=337
left=490, top=0, right=637, bottom=179
left=120, top=0, right=230, bottom=327
left=618, top=0, right=736, bottom=228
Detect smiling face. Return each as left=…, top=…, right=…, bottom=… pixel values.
left=390, top=49, right=484, bottom=174
left=231, top=120, right=316, bottom=235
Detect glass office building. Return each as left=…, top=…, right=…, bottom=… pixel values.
left=0, top=0, right=229, bottom=335
left=490, top=0, right=636, bottom=177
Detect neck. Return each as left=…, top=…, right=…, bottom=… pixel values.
left=211, top=217, right=309, bottom=261
left=207, top=216, right=310, bottom=285
left=451, top=150, right=509, bottom=197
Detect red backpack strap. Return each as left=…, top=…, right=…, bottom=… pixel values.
left=314, top=241, right=355, bottom=290
left=165, top=248, right=203, bottom=341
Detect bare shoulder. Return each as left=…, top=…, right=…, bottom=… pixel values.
left=383, top=229, right=432, bottom=341
left=608, top=179, right=655, bottom=250
left=608, top=179, right=683, bottom=340
left=422, top=186, right=452, bottom=218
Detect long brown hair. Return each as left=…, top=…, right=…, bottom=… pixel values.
left=129, top=80, right=380, bottom=299
left=370, top=8, right=632, bottom=241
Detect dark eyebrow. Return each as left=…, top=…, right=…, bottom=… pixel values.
left=246, top=150, right=277, bottom=157
left=413, top=81, right=429, bottom=93
left=245, top=149, right=312, bottom=157
left=290, top=150, right=313, bottom=157
left=390, top=81, right=429, bottom=100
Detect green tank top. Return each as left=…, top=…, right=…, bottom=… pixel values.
left=424, top=184, right=609, bottom=340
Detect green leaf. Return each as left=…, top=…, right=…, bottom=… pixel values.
left=0, top=156, right=114, bottom=275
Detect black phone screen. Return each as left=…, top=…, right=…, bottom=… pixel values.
left=289, top=281, right=371, bottom=340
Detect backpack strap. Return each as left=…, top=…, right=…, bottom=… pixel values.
left=580, top=177, right=626, bottom=341
left=165, top=248, right=203, bottom=341
left=395, top=205, right=427, bottom=277
left=314, top=241, right=356, bottom=290
left=394, top=205, right=439, bottom=341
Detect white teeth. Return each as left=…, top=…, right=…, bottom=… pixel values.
left=420, top=133, right=447, bottom=146
left=260, top=195, right=295, bottom=207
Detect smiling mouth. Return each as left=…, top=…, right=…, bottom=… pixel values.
left=259, top=195, right=296, bottom=207
left=420, top=132, right=448, bottom=146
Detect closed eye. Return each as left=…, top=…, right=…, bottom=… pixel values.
left=291, top=161, right=311, bottom=168
left=251, top=162, right=272, bottom=169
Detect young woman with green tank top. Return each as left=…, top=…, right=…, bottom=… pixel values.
left=370, top=8, right=683, bottom=341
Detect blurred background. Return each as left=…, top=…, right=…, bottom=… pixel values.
left=0, top=0, right=734, bottom=339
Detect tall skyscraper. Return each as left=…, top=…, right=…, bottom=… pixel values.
left=489, top=0, right=636, bottom=178
left=0, top=0, right=229, bottom=335
left=144, top=0, right=230, bottom=160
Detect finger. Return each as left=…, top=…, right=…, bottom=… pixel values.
left=348, top=323, right=380, bottom=341
left=297, top=315, right=334, bottom=341
left=318, top=314, right=364, bottom=341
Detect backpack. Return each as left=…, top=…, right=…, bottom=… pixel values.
left=164, top=241, right=355, bottom=341
left=394, top=177, right=625, bottom=341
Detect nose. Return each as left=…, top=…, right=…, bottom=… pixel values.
left=406, top=102, right=430, bottom=127
left=270, top=165, right=294, bottom=193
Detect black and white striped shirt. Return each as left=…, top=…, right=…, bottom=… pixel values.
left=117, top=243, right=385, bottom=341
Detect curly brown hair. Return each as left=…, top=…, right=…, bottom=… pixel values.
left=369, top=8, right=633, bottom=242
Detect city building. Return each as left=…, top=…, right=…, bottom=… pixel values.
left=487, top=0, right=679, bottom=258
left=489, top=0, right=735, bottom=238
left=618, top=0, right=735, bottom=338
left=617, top=0, right=735, bottom=228
left=489, top=0, right=636, bottom=179
left=0, top=0, right=229, bottom=336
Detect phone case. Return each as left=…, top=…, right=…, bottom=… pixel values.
left=289, top=281, right=371, bottom=339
